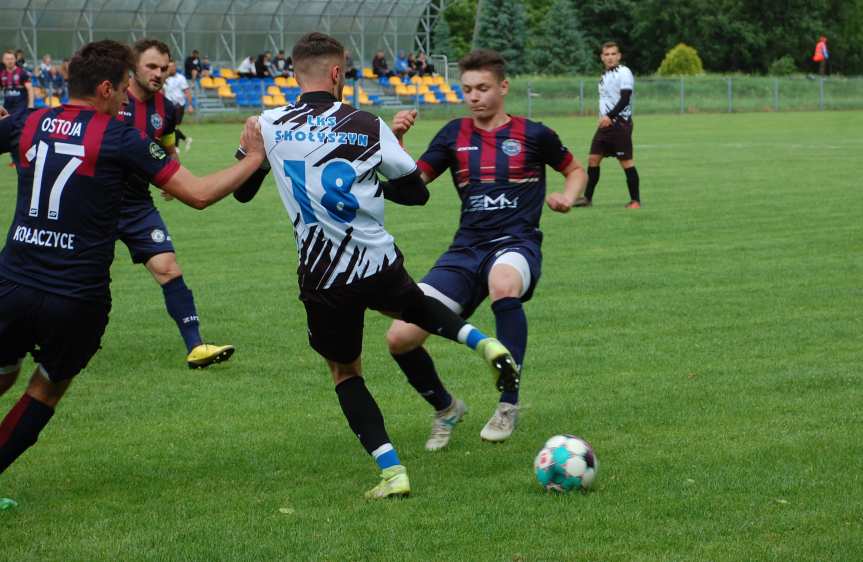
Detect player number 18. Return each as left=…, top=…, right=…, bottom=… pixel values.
left=283, top=159, right=359, bottom=224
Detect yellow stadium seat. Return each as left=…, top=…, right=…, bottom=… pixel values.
left=272, top=94, right=287, bottom=106
left=359, top=95, right=370, bottom=105
left=48, top=96, right=61, bottom=107
left=218, top=86, right=236, bottom=98
left=343, top=85, right=354, bottom=96
left=418, top=85, right=431, bottom=94
left=285, top=76, right=299, bottom=87
left=200, top=76, right=216, bottom=89
left=410, top=75, right=422, bottom=84
left=423, top=93, right=439, bottom=104
left=220, top=68, right=238, bottom=79
left=438, top=84, right=452, bottom=93
left=261, top=95, right=274, bottom=106
left=432, top=75, right=445, bottom=85
left=274, top=76, right=288, bottom=87
left=362, top=67, right=375, bottom=78
left=388, top=76, right=402, bottom=86
left=267, top=85, right=282, bottom=96
left=213, top=77, right=227, bottom=87
left=421, top=76, right=434, bottom=85
left=446, top=92, right=461, bottom=103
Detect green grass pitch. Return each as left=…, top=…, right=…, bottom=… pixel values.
left=0, top=110, right=861, bottom=561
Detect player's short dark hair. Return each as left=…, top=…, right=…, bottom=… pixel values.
left=132, top=38, right=171, bottom=60
left=68, top=40, right=135, bottom=98
left=292, top=32, right=345, bottom=72
left=458, top=49, right=506, bottom=81
left=601, top=42, right=620, bottom=52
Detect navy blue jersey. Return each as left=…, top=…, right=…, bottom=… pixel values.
left=418, top=116, right=573, bottom=245
left=116, top=90, right=178, bottom=208
left=0, top=105, right=181, bottom=301
left=1, top=66, right=30, bottom=113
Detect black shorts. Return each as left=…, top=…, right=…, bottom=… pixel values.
left=0, top=279, right=110, bottom=382
left=117, top=205, right=176, bottom=264
left=301, top=263, right=425, bottom=364
left=589, top=118, right=634, bottom=160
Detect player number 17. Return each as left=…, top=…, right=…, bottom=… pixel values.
left=26, top=140, right=85, bottom=221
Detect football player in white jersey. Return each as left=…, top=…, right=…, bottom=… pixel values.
left=233, top=32, right=519, bottom=499
left=574, top=41, right=641, bottom=209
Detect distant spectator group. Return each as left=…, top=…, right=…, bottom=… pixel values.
left=235, top=50, right=294, bottom=79
left=373, top=50, right=435, bottom=79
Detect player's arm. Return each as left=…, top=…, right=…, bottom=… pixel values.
left=161, top=117, right=266, bottom=209
left=25, top=81, right=34, bottom=109
left=546, top=158, right=587, bottom=213
left=232, top=145, right=271, bottom=203
left=378, top=117, right=429, bottom=206
left=538, top=126, right=586, bottom=213
left=184, top=86, right=194, bottom=113
left=604, top=89, right=632, bottom=123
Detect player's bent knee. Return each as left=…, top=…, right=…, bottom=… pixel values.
left=386, top=321, right=427, bottom=355
left=146, top=253, right=183, bottom=285
left=588, top=154, right=602, bottom=167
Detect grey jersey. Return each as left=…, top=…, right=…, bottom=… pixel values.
left=259, top=97, right=417, bottom=290
left=598, top=65, right=634, bottom=119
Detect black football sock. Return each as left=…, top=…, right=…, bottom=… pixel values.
left=161, top=276, right=202, bottom=352
left=492, top=297, right=527, bottom=405
left=335, top=376, right=392, bottom=456
left=392, top=348, right=452, bottom=411
left=625, top=167, right=640, bottom=202
left=402, top=295, right=489, bottom=349
left=0, top=394, right=55, bottom=474
left=584, top=166, right=600, bottom=201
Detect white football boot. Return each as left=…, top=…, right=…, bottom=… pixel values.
left=425, top=398, right=467, bottom=451
left=480, top=402, right=519, bottom=442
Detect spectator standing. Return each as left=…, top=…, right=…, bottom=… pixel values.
left=812, top=36, right=829, bottom=76
left=184, top=49, right=202, bottom=79
left=38, top=54, right=52, bottom=83
left=164, top=60, right=194, bottom=150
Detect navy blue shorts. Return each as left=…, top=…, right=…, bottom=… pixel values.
left=0, top=279, right=110, bottom=382
left=117, top=204, right=175, bottom=264
left=420, top=237, right=542, bottom=318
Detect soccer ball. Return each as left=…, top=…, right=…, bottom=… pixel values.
left=534, top=435, right=598, bottom=492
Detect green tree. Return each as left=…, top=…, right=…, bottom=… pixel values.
left=528, top=0, right=592, bottom=74
left=657, top=43, right=705, bottom=75
left=473, top=0, right=528, bottom=74
left=442, top=0, right=477, bottom=62
left=431, top=12, right=453, bottom=61
left=576, top=0, right=638, bottom=72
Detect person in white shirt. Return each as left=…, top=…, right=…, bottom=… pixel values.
left=164, top=60, right=193, bottom=149
left=574, top=41, right=641, bottom=209
left=237, top=55, right=255, bottom=78
left=233, top=32, right=519, bottom=500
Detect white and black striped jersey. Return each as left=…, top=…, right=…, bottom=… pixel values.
left=598, top=65, right=634, bottom=119
left=258, top=92, right=418, bottom=290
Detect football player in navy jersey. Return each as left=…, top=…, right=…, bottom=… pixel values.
left=2, top=50, right=34, bottom=167
left=386, top=49, right=587, bottom=448
left=0, top=40, right=266, bottom=500
left=116, top=39, right=234, bottom=369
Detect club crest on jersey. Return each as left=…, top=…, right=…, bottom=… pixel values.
left=149, top=142, right=166, bottom=160
left=150, top=229, right=167, bottom=243
left=502, top=139, right=522, bottom=157
left=150, top=113, right=163, bottom=130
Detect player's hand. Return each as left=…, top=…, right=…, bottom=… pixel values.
left=187, top=105, right=194, bottom=114
left=0, top=107, right=8, bottom=119
left=239, top=116, right=265, bottom=161
left=598, top=116, right=612, bottom=128
left=160, top=190, right=175, bottom=201
left=546, top=192, right=574, bottom=213
left=391, top=109, right=417, bottom=140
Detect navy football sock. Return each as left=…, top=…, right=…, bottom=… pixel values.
left=0, top=394, right=54, bottom=474
left=161, top=276, right=202, bottom=352
left=335, top=377, right=396, bottom=464
left=392, top=348, right=453, bottom=411
left=492, top=297, right=527, bottom=405
left=584, top=166, right=600, bottom=201
left=625, top=166, right=640, bottom=202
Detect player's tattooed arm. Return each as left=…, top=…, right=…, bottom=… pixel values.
left=546, top=158, right=587, bottom=213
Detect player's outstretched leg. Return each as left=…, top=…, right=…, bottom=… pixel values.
left=401, top=295, right=519, bottom=393
left=0, top=369, right=69, bottom=475
left=148, top=253, right=235, bottom=368
left=331, top=360, right=410, bottom=499
left=387, top=321, right=468, bottom=451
